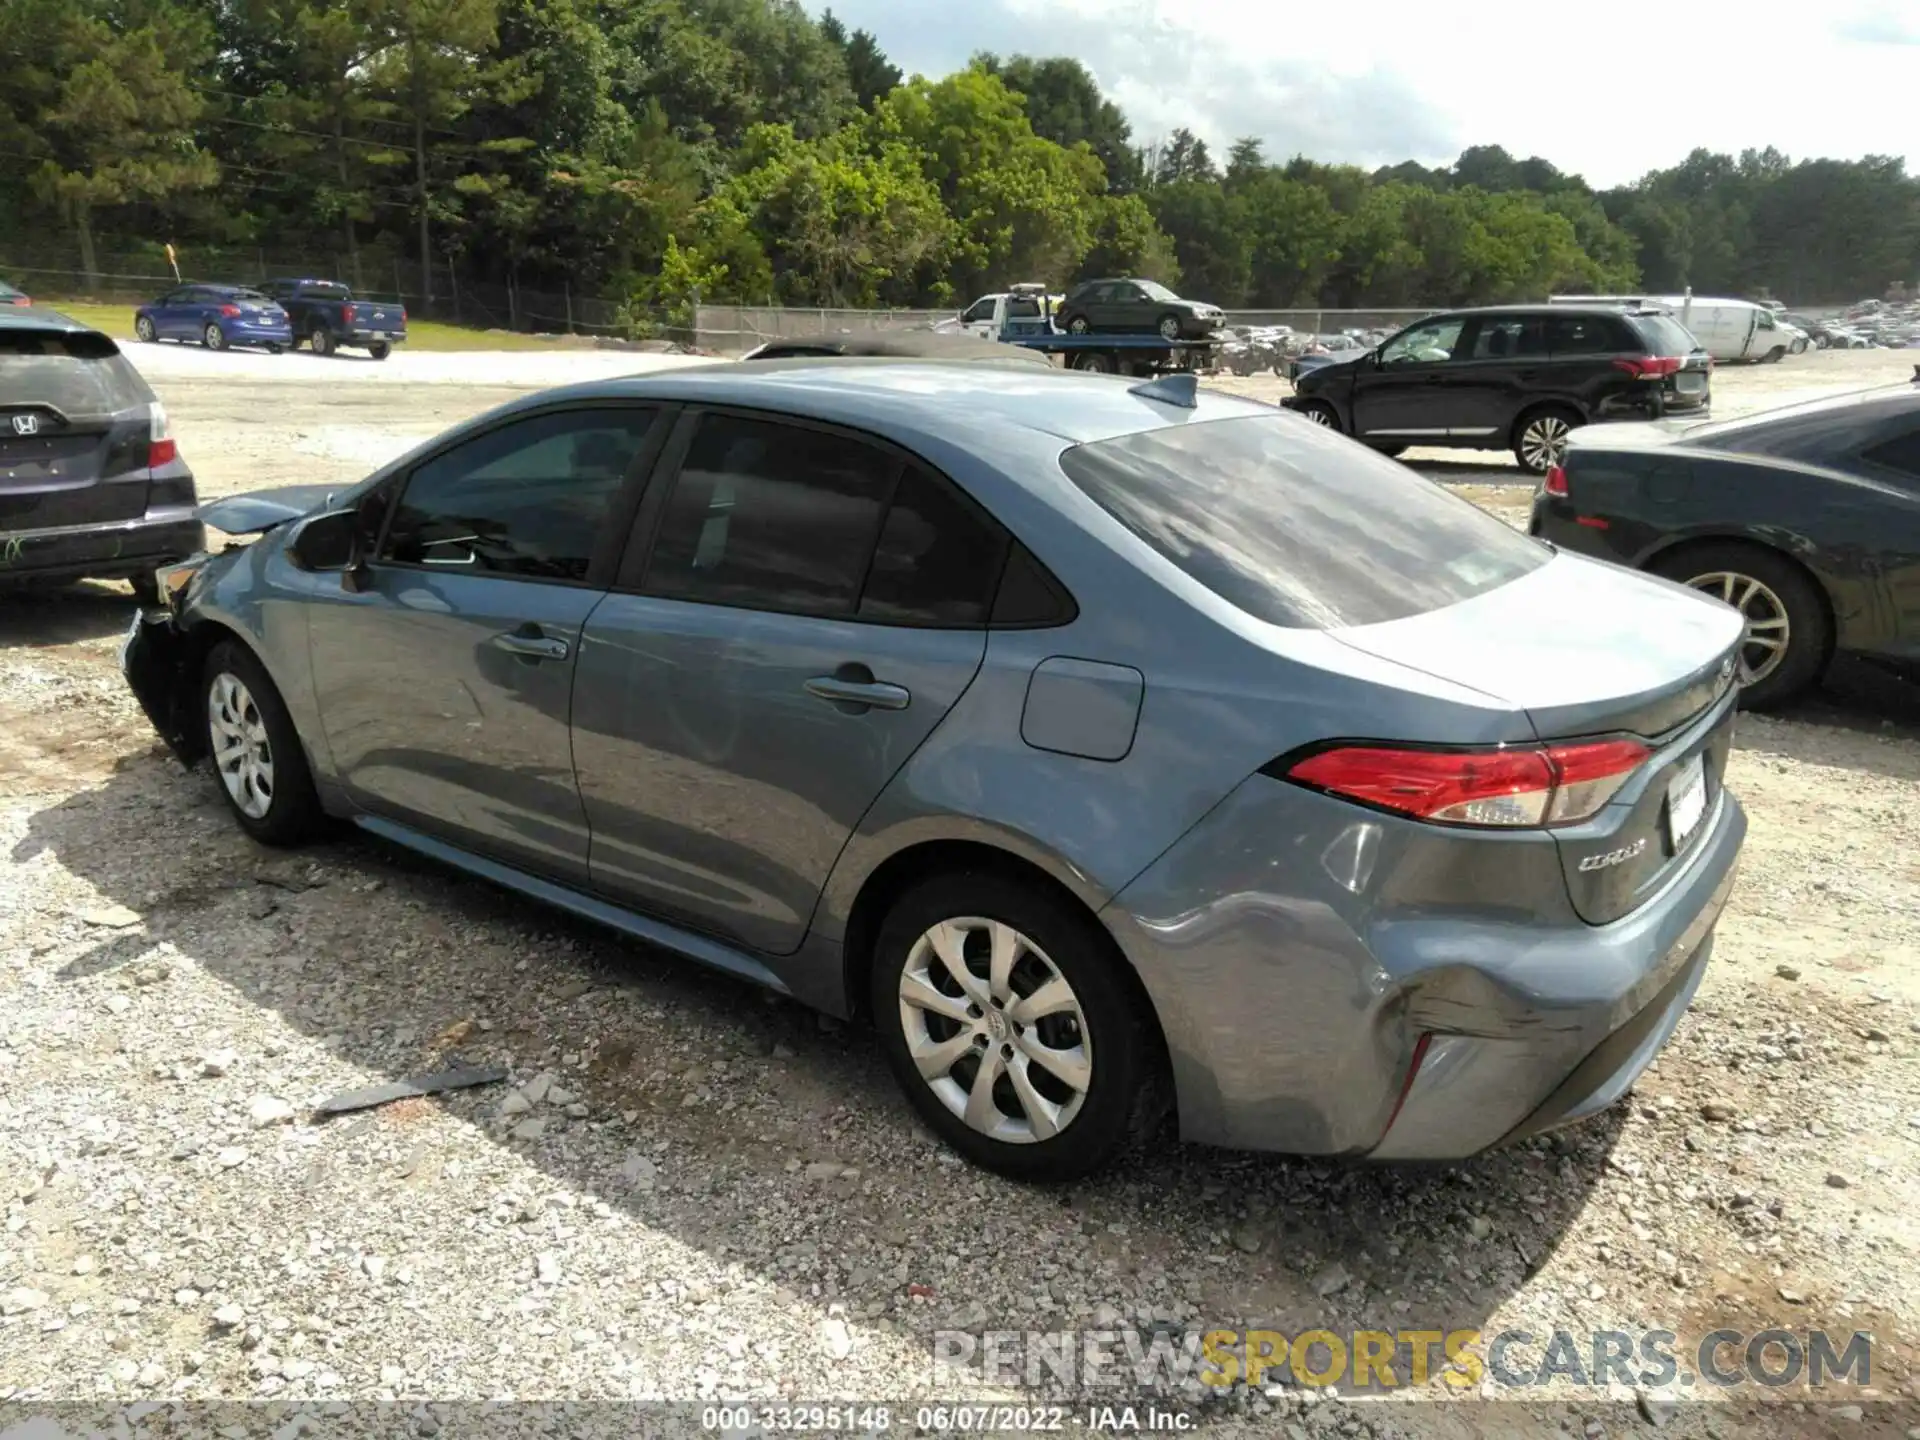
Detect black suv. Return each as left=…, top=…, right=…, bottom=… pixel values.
left=1282, top=304, right=1711, bottom=472
left=0, top=309, right=202, bottom=602
left=1056, top=278, right=1226, bottom=341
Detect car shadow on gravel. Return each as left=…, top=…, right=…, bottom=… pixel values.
left=17, top=749, right=1621, bottom=1369
left=0, top=583, right=139, bottom=647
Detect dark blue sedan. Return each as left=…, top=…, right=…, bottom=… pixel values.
left=132, top=284, right=293, bottom=353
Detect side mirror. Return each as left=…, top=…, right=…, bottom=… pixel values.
left=286, top=508, right=359, bottom=573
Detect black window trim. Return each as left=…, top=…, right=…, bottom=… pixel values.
left=366, top=398, right=676, bottom=591
left=611, top=402, right=1077, bottom=631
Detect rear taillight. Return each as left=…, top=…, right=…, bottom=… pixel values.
left=1613, top=355, right=1681, bottom=380
left=219, top=304, right=241, bottom=317
left=344, top=303, right=358, bottom=321
left=1543, top=464, right=1568, bottom=497
left=147, top=401, right=177, bottom=469
left=1281, top=738, right=1651, bottom=828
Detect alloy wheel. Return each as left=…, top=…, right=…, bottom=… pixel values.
left=1519, top=413, right=1572, bottom=472
left=208, top=671, right=276, bottom=819
left=896, top=917, right=1092, bottom=1144
left=1686, top=570, right=1791, bottom=687
left=1303, top=405, right=1336, bottom=426
left=204, top=323, right=225, bottom=350
left=135, top=316, right=155, bottom=342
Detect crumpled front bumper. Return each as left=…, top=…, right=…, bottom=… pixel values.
left=119, top=607, right=204, bottom=763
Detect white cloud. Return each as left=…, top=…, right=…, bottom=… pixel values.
left=808, top=0, right=1917, bottom=186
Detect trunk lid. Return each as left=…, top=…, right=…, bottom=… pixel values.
left=1331, top=552, right=1745, bottom=924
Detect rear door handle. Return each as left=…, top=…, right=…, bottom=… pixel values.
left=805, top=676, right=911, bottom=711
left=491, top=630, right=569, bottom=661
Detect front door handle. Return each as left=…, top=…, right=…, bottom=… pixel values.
left=491, top=629, right=570, bottom=661
left=805, top=675, right=911, bottom=711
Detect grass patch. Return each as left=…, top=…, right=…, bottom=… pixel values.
left=27, top=298, right=597, bottom=353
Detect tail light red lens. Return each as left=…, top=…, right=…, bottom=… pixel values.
left=146, top=401, right=177, bottom=469
left=1543, top=464, right=1568, bottom=497
left=1282, top=738, right=1651, bottom=828
left=1612, top=355, right=1681, bottom=380
left=219, top=304, right=241, bottom=317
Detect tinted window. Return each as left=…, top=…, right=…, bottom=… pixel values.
left=1058, top=414, right=1548, bottom=629
left=0, top=330, right=152, bottom=414
left=859, top=466, right=1007, bottom=625
left=642, top=415, right=896, bottom=616
left=1861, top=426, right=1920, bottom=485
left=1548, top=316, right=1623, bottom=354
left=1007, top=296, right=1043, bottom=318
left=383, top=409, right=656, bottom=580
left=1467, top=316, right=1548, bottom=360
left=1381, top=318, right=1466, bottom=364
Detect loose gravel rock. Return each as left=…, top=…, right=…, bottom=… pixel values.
left=1, top=348, right=1917, bottom=1438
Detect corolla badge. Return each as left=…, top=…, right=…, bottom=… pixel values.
left=1578, top=837, right=1648, bottom=872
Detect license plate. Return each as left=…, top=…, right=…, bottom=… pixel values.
left=373, top=331, right=389, bottom=340
left=1667, top=753, right=1707, bottom=849
left=1677, top=372, right=1706, bottom=394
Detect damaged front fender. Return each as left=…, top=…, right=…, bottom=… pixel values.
left=120, top=609, right=207, bottom=765
left=198, top=484, right=341, bottom=536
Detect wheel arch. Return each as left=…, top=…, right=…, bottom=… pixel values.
left=1638, top=532, right=1839, bottom=659
left=838, top=837, right=1169, bottom=1071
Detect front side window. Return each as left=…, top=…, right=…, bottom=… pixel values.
left=1381, top=318, right=1466, bottom=365
left=381, top=408, right=657, bottom=580
left=961, top=298, right=996, bottom=323
left=1059, top=414, right=1548, bottom=629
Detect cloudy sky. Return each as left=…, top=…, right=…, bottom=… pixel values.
left=805, top=0, right=1919, bottom=187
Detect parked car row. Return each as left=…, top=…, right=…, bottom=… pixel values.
left=132, top=278, right=407, bottom=359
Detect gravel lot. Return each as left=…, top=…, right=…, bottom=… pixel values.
left=3, top=343, right=1919, bottom=1437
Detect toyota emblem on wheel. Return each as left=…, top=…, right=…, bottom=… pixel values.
left=11, top=413, right=40, bottom=436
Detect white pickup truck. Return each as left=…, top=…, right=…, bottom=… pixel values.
left=938, top=289, right=1062, bottom=340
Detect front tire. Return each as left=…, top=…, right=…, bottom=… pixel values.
left=1156, top=314, right=1182, bottom=341
left=1512, top=405, right=1580, bottom=474
left=203, top=323, right=227, bottom=351
left=871, top=874, right=1167, bottom=1182
left=134, top=315, right=156, bottom=343
left=1649, top=543, right=1830, bottom=711
left=1295, top=399, right=1341, bottom=431
left=201, top=641, right=325, bottom=845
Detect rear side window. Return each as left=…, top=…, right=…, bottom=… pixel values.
left=642, top=415, right=897, bottom=616
left=1466, top=316, right=1548, bottom=360
left=1058, top=414, right=1548, bottom=629
left=1861, top=425, right=1920, bottom=486
left=859, top=466, right=1008, bottom=625
left=0, top=329, right=153, bottom=414
left=1548, top=316, right=1627, bottom=354
left=382, top=408, right=658, bottom=580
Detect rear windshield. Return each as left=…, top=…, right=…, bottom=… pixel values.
left=298, top=282, right=352, bottom=300
left=1631, top=314, right=1701, bottom=356
left=1058, top=414, right=1549, bottom=628
left=0, top=329, right=153, bottom=415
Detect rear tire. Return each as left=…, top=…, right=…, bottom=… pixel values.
left=869, top=873, right=1168, bottom=1183
left=203, top=323, right=226, bottom=351
left=200, top=641, right=325, bottom=846
left=1368, top=442, right=1408, bottom=458
left=310, top=327, right=334, bottom=357
left=1073, top=351, right=1114, bottom=375
left=1512, top=405, right=1581, bottom=474
left=266, top=344, right=283, bottom=355
left=1649, top=542, right=1830, bottom=711
left=368, top=341, right=391, bottom=361
left=1065, top=314, right=1092, bottom=335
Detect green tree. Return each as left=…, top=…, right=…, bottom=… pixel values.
left=974, top=53, right=1140, bottom=192
left=1077, top=193, right=1179, bottom=285
left=820, top=10, right=900, bottom=110
left=0, top=0, right=220, bottom=282
left=1146, top=178, right=1246, bottom=304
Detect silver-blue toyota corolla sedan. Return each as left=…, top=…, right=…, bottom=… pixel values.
left=121, top=360, right=1747, bottom=1181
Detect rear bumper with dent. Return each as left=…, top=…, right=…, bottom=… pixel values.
left=1101, top=768, right=1745, bottom=1159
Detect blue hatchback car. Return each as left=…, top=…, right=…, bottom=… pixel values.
left=118, top=360, right=1748, bottom=1180
left=133, top=284, right=293, bottom=353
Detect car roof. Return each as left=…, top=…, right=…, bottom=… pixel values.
left=0, top=307, right=96, bottom=334
left=1427, top=304, right=1663, bottom=320
left=743, top=331, right=1054, bottom=367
